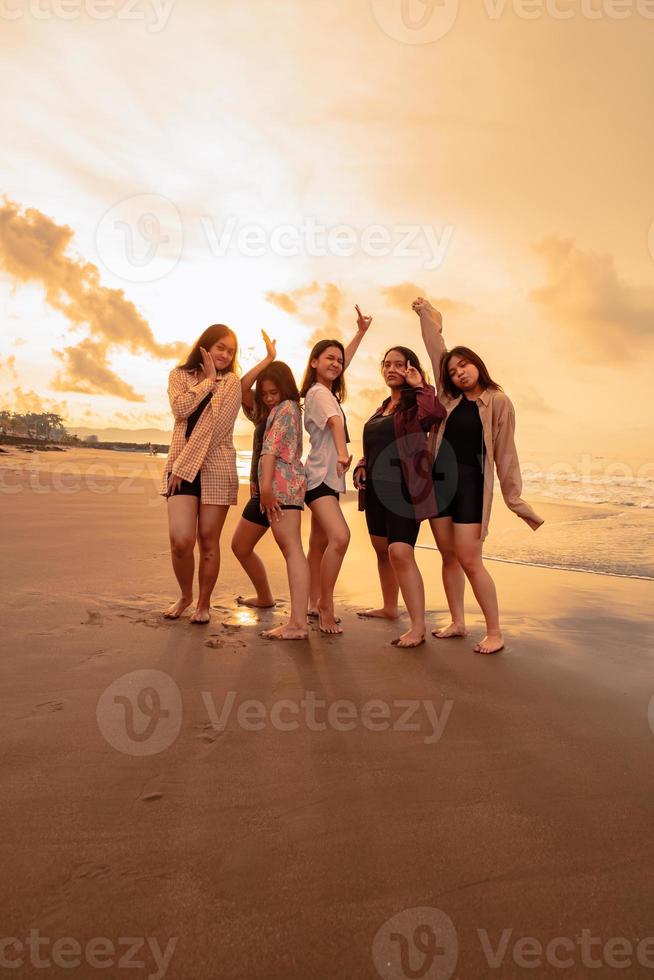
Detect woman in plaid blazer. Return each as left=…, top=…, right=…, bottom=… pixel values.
left=161, top=324, right=242, bottom=624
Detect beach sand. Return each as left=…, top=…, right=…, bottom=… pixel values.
left=1, top=448, right=653, bottom=979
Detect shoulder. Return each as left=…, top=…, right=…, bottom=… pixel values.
left=488, top=389, right=512, bottom=410
left=487, top=389, right=514, bottom=421
left=221, top=371, right=241, bottom=390
left=270, top=400, right=299, bottom=422
left=169, top=366, right=191, bottom=381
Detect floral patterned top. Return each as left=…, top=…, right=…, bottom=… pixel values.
left=258, top=400, right=307, bottom=506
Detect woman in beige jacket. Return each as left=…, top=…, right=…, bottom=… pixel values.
left=412, top=297, right=543, bottom=654
left=160, top=324, right=242, bottom=624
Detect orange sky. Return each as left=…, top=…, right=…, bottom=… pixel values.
left=1, top=0, right=653, bottom=464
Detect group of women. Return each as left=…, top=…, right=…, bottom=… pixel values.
left=161, top=296, right=544, bottom=652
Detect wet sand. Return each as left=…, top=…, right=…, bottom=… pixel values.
left=1, top=449, right=653, bottom=979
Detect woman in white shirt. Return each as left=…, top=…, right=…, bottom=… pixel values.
left=299, top=305, right=372, bottom=633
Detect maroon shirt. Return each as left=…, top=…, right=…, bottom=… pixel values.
left=354, top=384, right=447, bottom=522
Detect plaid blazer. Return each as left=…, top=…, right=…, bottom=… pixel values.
left=160, top=367, right=242, bottom=505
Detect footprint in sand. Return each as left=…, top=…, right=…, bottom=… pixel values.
left=205, top=637, right=224, bottom=649
left=72, top=862, right=111, bottom=881
left=193, top=722, right=223, bottom=744
left=82, top=611, right=104, bottom=627
left=33, top=700, right=64, bottom=713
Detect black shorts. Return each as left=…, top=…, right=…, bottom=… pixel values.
left=433, top=461, right=484, bottom=524
left=241, top=495, right=303, bottom=529
left=167, top=472, right=201, bottom=498
left=305, top=482, right=340, bottom=506
left=364, top=481, right=420, bottom=547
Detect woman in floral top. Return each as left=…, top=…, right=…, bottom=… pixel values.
left=258, top=368, right=310, bottom=641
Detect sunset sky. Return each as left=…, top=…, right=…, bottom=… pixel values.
left=1, top=0, right=652, bottom=465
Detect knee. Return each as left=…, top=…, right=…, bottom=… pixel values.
left=198, top=532, right=219, bottom=554
left=457, top=551, right=482, bottom=575
left=373, top=543, right=390, bottom=562
left=439, top=548, right=459, bottom=567
left=332, top=528, right=351, bottom=555
left=171, top=536, right=194, bottom=560
left=231, top=537, right=248, bottom=560
left=388, top=544, right=414, bottom=569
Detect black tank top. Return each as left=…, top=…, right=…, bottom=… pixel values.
left=185, top=392, right=213, bottom=439
left=436, top=396, right=484, bottom=469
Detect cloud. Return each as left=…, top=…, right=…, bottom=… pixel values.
left=0, top=198, right=187, bottom=398
left=381, top=282, right=473, bottom=316
left=511, top=385, right=557, bottom=415
left=531, top=236, right=654, bottom=360
left=0, top=355, right=18, bottom=380
left=266, top=281, right=345, bottom=345
left=51, top=339, right=145, bottom=402
left=0, top=386, right=70, bottom=417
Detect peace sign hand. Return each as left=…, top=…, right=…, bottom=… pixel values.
left=355, top=304, right=373, bottom=334
left=398, top=361, right=423, bottom=388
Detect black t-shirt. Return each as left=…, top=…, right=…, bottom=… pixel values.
left=364, top=413, right=396, bottom=480
left=436, top=395, right=484, bottom=469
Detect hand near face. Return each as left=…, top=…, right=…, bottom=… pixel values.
left=398, top=361, right=424, bottom=388
left=200, top=346, right=217, bottom=381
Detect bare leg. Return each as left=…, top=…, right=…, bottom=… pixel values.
left=429, top=516, right=467, bottom=638
left=358, top=534, right=400, bottom=619
left=453, top=523, right=504, bottom=654
left=230, top=517, right=275, bottom=607
left=307, top=496, right=350, bottom=634
left=261, top=511, right=309, bottom=640
left=164, top=495, right=198, bottom=618
left=192, top=504, right=229, bottom=624
left=307, top=513, right=327, bottom=615
left=388, top=542, right=426, bottom=647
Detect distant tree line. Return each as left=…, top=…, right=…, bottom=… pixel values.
left=0, top=411, right=78, bottom=443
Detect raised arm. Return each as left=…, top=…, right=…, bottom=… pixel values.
left=411, top=297, right=447, bottom=398
left=343, top=304, right=372, bottom=369
left=241, top=330, right=276, bottom=412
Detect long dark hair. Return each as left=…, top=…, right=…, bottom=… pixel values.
left=381, top=346, right=430, bottom=413
left=300, top=339, right=347, bottom=403
left=178, top=324, right=239, bottom=374
left=251, top=361, right=301, bottom=424
left=440, top=346, right=502, bottom=400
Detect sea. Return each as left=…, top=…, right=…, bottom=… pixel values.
left=233, top=447, right=654, bottom=582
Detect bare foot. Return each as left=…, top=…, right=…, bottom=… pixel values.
left=260, top=624, right=309, bottom=641
left=358, top=607, right=399, bottom=620
left=163, top=595, right=193, bottom=619
left=236, top=595, right=276, bottom=609
left=190, top=606, right=211, bottom=625
left=432, top=622, right=467, bottom=639
left=308, top=608, right=341, bottom=624
left=318, top=607, right=343, bottom=634
left=391, top=629, right=425, bottom=649
left=474, top=632, right=504, bottom=654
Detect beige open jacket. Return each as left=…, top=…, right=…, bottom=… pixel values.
left=418, top=303, right=544, bottom=541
